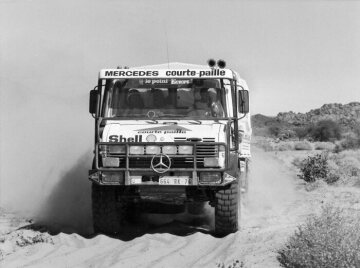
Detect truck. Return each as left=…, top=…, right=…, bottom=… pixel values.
left=88, top=61, right=251, bottom=236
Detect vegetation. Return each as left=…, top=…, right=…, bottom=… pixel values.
left=252, top=114, right=343, bottom=143
left=335, top=126, right=360, bottom=152
left=277, top=206, right=360, bottom=268
left=294, top=141, right=313, bottom=151
left=308, top=120, right=341, bottom=142
left=299, top=153, right=329, bottom=183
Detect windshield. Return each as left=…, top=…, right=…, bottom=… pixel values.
left=101, top=78, right=231, bottom=119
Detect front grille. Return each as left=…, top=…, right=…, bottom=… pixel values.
left=128, top=157, right=195, bottom=169
left=98, top=142, right=222, bottom=170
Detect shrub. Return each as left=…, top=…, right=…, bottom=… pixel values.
left=314, top=142, right=335, bottom=151
left=269, top=125, right=281, bottom=137
left=294, top=126, right=310, bottom=139
left=278, top=129, right=298, bottom=140
left=299, top=153, right=328, bottom=182
left=277, top=206, right=360, bottom=268
left=294, top=141, right=313, bottom=151
left=309, top=120, right=341, bottom=142
left=325, top=173, right=340, bottom=184
left=337, top=130, right=360, bottom=151
left=277, top=142, right=295, bottom=151
left=327, top=151, right=360, bottom=185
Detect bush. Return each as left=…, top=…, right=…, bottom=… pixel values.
left=277, top=206, right=360, bottom=268
left=327, top=151, right=360, bottom=185
left=269, top=125, right=281, bottom=137
left=309, top=120, right=341, bottom=142
left=314, top=142, right=335, bottom=151
left=299, top=153, right=328, bottom=182
left=278, top=129, right=298, bottom=140
left=294, top=141, right=313, bottom=151
left=294, top=126, right=310, bottom=139
left=277, top=142, right=295, bottom=151
left=325, top=173, right=340, bottom=184
left=337, top=129, right=360, bottom=151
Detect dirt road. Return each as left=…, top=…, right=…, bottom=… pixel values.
left=0, top=148, right=324, bottom=267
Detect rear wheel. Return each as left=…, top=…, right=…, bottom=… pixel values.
left=214, top=182, right=239, bottom=236
left=92, top=183, right=129, bottom=235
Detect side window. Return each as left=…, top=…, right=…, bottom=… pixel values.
left=223, top=81, right=233, bottom=117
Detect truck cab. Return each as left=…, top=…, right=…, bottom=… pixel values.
left=89, top=62, right=251, bottom=236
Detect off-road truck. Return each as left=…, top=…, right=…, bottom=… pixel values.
left=88, top=61, right=251, bottom=236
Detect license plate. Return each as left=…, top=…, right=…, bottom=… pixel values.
left=159, top=176, right=189, bottom=185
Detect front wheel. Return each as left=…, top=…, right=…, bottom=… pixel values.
left=92, top=183, right=129, bottom=235
left=214, top=182, right=239, bottom=236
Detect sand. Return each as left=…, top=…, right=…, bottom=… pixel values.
left=1, top=147, right=359, bottom=268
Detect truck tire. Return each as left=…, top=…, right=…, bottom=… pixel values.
left=187, top=201, right=206, bottom=215
left=215, top=182, right=239, bottom=236
left=92, top=183, right=128, bottom=235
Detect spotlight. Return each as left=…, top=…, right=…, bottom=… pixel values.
left=208, top=59, right=216, bottom=67
left=217, top=59, right=226, bottom=69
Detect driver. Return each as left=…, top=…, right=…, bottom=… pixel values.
left=128, top=89, right=144, bottom=109
left=208, top=88, right=225, bottom=117
left=121, top=89, right=144, bottom=115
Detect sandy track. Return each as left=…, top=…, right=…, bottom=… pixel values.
left=1, top=148, right=321, bottom=268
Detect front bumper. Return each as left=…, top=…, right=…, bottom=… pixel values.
left=89, top=169, right=237, bottom=186
left=89, top=141, right=237, bottom=186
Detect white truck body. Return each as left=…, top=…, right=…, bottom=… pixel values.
left=89, top=62, right=251, bottom=236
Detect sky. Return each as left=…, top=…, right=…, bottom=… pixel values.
left=1, top=0, right=359, bottom=115
left=0, top=0, right=359, bottom=209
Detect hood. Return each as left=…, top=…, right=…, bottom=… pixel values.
left=102, top=120, right=227, bottom=143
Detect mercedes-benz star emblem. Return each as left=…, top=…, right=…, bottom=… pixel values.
left=151, top=154, right=171, bottom=173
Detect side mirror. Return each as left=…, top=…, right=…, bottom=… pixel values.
left=89, top=90, right=99, bottom=115
left=238, top=90, right=249, bottom=114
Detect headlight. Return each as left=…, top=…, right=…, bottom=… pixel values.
left=204, top=157, right=220, bottom=167
left=199, top=172, right=221, bottom=184
left=129, top=146, right=145, bottom=155
left=109, top=145, right=126, bottom=154
left=145, top=145, right=161, bottom=154
left=162, top=145, right=177, bottom=154
left=102, top=157, right=120, bottom=167
left=178, top=145, right=193, bottom=155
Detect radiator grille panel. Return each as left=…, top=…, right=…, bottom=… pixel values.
left=99, top=142, right=220, bottom=169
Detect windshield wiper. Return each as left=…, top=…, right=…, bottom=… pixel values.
left=188, top=120, right=202, bottom=125
left=158, top=114, right=187, bottom=117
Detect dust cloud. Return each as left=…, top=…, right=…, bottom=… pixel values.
left=0, top=82, right=94, bottom=235
left=242, top=147, right=299, bottom=228
left=35, top=154, right=93, bottom=235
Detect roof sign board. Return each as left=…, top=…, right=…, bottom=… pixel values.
left=99, top=68, right=234, bottom=79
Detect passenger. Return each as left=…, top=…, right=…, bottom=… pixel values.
left=111, top=81, right=128, bottom=116
left=121, top=89, right=144, bottom=116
